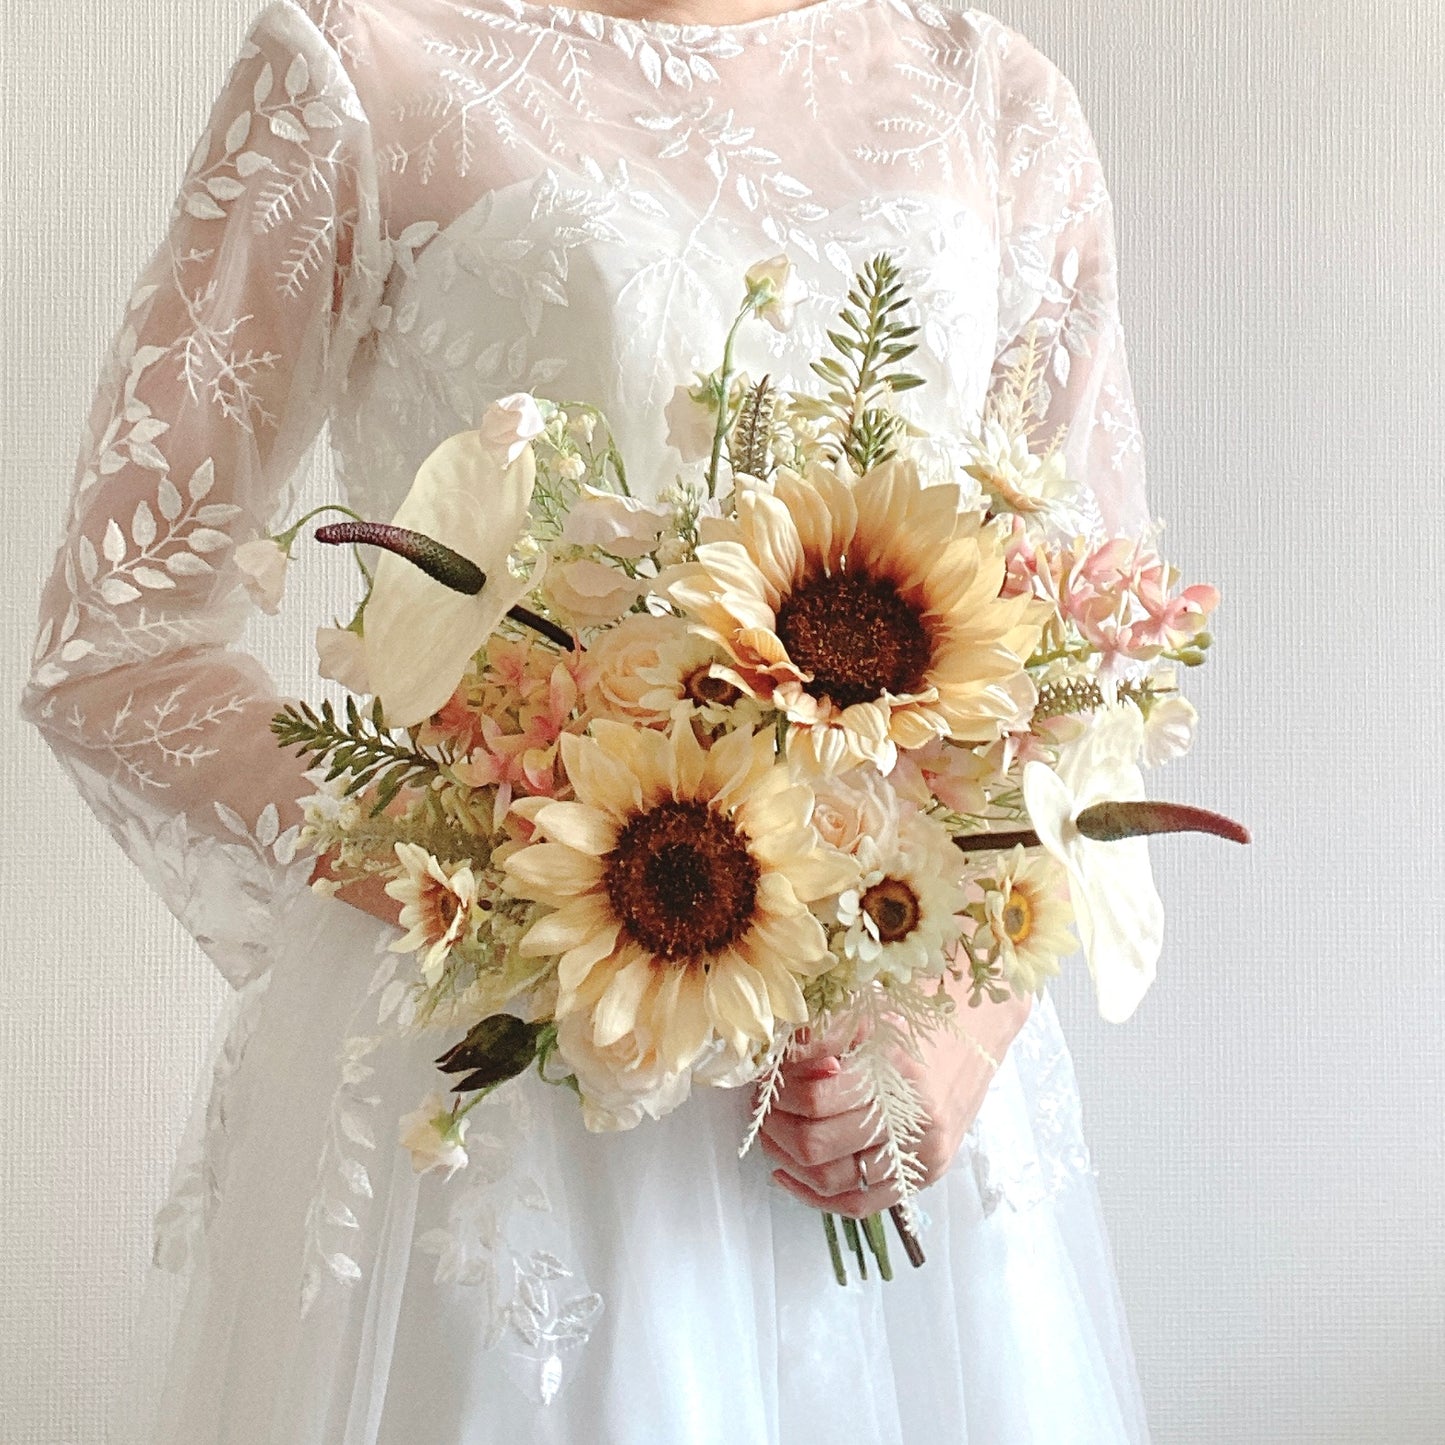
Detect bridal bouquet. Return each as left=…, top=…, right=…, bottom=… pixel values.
left=265, top=254, right=1245, bottom=1283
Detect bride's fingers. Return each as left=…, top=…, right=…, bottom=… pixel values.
left=767, top=1139, right=894, bottom=1200
left=771, top=1064, right=870, bottom=1120
left=758, top=1101, right=882, bottom=1171
left=770, top=1157, right=899, bottom=1218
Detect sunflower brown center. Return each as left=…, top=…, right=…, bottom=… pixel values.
left=861, top=878, right=921, bottom=944
left=1002, top=892, right=1033, bottom=945
left=684, top=665, right=742, bottom=709
left=605, top=800, right=761, bottom=961
left=774, top=571, right=931, bottom=710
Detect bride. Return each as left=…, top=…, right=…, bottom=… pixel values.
left=22, top=0, right=1154, bottom=1438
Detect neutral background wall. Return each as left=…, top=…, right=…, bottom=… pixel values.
left=3, top=0, right=1441, bottom=1441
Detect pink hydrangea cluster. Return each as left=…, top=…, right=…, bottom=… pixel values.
left=420, top=636, right=595, bottom=799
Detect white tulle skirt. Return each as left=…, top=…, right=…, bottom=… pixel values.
left=114, top=886, right=1150, bottom=1445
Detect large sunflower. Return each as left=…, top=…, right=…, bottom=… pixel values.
left=503, top=721, right=854, bottom=1092
left=666, top=458, right=1046, bottom=773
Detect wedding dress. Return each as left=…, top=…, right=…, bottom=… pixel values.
left=21, top=0, right=1155, bottom=1439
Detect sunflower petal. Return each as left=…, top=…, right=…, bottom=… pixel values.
left=592, top=955, right=655, bottom=1047
left=532, top=801, right=619, bottom=856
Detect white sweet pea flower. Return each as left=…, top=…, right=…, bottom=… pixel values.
left=560, top=487, right=674, bottom=560
left=544, top=556, right=644, bottom=629
left=744, top=254, right=807, bottom=332
left=398, top=1092, right=470, bottom=1178
left=1141, top=693, right=1198, bottom=767
left=477, top=391, right=546, bottom=465
left=315, top=625, right=370, bottom=692
left=362, top=415, right=536, bottom=727
left=665, top=382, right=717, bottom=460
left=1021, top=702, right=1165, bottom=1023
left=234, top=536, right=289, bottom=614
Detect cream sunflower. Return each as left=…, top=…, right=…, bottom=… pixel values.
left=666, top=458, right=1046, bottom=775
left=503, top=720, right=855, bottom=1093
left=384, top=842, right=482, bottom=986
left=974, top=845, right=1077, bottom=996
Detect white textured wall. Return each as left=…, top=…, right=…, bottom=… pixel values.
left=4, top=1, right=1441, bottom=1441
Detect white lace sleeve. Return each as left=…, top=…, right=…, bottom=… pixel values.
left=19, top=0, right=385, bottom=988
left=991, top=31, right=1150, bottom=537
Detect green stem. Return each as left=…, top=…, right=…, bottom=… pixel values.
left=822, top=1213, right=847, bottom=1287
left=860, top=1212, right=893, bottom=1282
left=276, top=503, right=367, bottom=551
left=841, top=1216, right=868, bottom=1280
left=705, top=304, right=757, bottom=500
left=1027, top=641, right=1093, bottom=668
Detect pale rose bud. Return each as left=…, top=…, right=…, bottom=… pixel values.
left=315, top=625, right=371, bottom=692
left=478, top=392, right=546, bottom=465
left=744, top=253, right=807, bottom=332
left=397, top=1092, right=470, bottom=1178
left=233, top=537, right=289, bottom=614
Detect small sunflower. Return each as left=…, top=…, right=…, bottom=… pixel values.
left=384, top=842, right=482, bottom=986
left=666, top=458, right=1045, bottom=775
left=504, top=721, right=855, bottom=1088
left=975, top=845, right=1076, bottom=996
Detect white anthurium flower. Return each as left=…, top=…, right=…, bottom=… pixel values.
left=744, top=254, right=808, bottom=332
left=362, top=420, right=537, bottom=728
left=1021, top=702, right=1165, bottom=1024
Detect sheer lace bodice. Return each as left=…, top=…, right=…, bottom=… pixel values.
left=22, top=0, right=1147, bottom=988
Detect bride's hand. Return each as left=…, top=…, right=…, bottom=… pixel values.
left=758, top=985, right=1034, bottom=1219
left=309, top=848, right=403, bottom=928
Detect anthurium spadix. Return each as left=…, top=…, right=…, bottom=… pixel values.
left=340, top=406, right=541, bottom=728
left=1021, top=703, right=1165, bottom=1024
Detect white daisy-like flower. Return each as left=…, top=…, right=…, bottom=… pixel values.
left=397, top=1091, right=470, bottom=1178
left=833, top=806, right=968, bottom=987
left=974, top=845, right=1077, bottom=996
left=384, top=842, right=482, bottom=986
